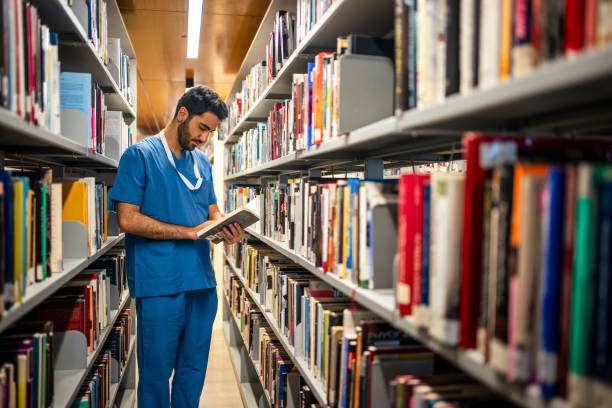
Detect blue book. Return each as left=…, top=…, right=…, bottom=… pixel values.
left=60, top=72, right=92, bottom=148
left=1, top=171, right=14, bottom=309
left=422, top=182, right=430, bottom=308
left=540, top=168, right=565, bottom=399
left=594, top=173, right=612, bottom=385
left=307, top=63, right=315, bottom=148
left=346, top=178, right=359, bottom=272
left=32, top=335, right=40, bottom=408
left=408, top=0, right=417, bottom=108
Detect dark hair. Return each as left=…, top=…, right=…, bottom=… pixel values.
left=173, top=85, right=228, bottom=121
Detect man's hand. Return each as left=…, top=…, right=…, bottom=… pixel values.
left=221, top=222, right=244, bottom=245
left=186, top=220, right=217, bottom=240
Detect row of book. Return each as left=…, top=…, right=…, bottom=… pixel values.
left=227, top=280, right=315, bottom=408
left=71, top=307, right=133, bottom=408
left=225, top=243, right=515, bottom=408
left=0, top=0, right=62, bottom=133
left=394, top=0, right=612, bottom=112
left=0, top=169, right=117, bottom=315
left=295, top=0, right=336, bottom=47
left=228, top=9, right=296, bottom=131
left=225, top=34, right=394, bottom=175
left=0, top=255, right=128, bottom=408
left=225, top=132, right=612, bottom=404
left=396, top=134, right=612, bottom=406
left=77, top=0, right=133, bottom=106
left=228, top=63, right=269, bottom=131
left=60, top=71, right=134, bottom=159
left=0, top=320, right=54, bottom=408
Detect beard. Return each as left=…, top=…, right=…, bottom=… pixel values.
left=177, top=118, right=197, bottom=151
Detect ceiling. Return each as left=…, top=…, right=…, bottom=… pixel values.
left=117, top=0, right=271, bottom=136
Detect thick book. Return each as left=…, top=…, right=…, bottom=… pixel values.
left=197, top=206, right=260, bottom=244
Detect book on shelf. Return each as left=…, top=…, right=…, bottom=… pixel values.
left=394, top=0, right=612, bottom=112
left=0, top=0, right=61, bottom=132
left=225, top=33, right=393, bottom=176
left=196, top=205, right=260, bottom=244
left=71, top=306, right=133, bottom=408
left=226, top=241, right=520, bottom=408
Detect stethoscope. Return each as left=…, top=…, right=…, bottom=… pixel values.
left=159, top=130, right=203, bottom=191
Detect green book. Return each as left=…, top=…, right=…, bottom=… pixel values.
left=569, top=164, right=596, bottom=403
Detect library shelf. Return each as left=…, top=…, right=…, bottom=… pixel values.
left=223, top=47, right=612, bottom=178
left=32, top=0, right=136, bottom=118
left=237, top=229, right=568, bottom=408
left=224, top=0, right=394, bottom=141
left=222, top=294, right=272, bottom=408
left=116, top=388, right=136, bottom=408
left=0, top=234, right=126, bottom=333
left=108, top=335, right=137, bottom=408
left=224, top=152, right=304, bottom=181
left=398, top=47, right=612, bottom=134
left=54, top=292, right=132, bottom=408
left=224, top=255, right=328, bottom=406
left=0, top=108, right=121, bottom=169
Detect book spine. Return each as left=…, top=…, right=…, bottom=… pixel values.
left=598, top=0, right=612, bottom=46
left=564, top=0, right=585, bottom=54
left=512, top=0, right=536, bottom=77
left=500, top=0, right=514, bottom=80
left=539, top=168, right=565, bottom=399
left=569, top=164, right=595, bottom=406
left=394, top=0, right=409, bottom=114
left=460, top=0, right=475, bottom=93
left=445, top=0, right=460, bottom=96
left=398, top=175, right=413, bottom=316
left=460, top=135, right=486, bottom=349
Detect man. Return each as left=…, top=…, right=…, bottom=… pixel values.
left=110, top=86, right=244, bottom=407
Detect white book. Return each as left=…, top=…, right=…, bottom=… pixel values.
left=479, top=0, right=502, bottom=88
left=321, top=185, right=329, bottom=271
left=460, top=0, right=476, bottom=93
left=429, top=173, right=465, bottom=346
left=197, top=205, right=259, bottom=244
left=434, top=0, right=448, bottom=104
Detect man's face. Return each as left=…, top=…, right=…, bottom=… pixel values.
left=177, top=110, right=219, bottom=151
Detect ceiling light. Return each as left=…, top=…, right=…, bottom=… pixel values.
left=187, top=0, right=203, bottom=59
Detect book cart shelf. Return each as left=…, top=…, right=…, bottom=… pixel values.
left=0, top=1, right=138, bottom=407
left=217, top=0, right=612, bottom=408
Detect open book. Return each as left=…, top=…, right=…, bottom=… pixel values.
left=197, top=206, right=260, bottom=243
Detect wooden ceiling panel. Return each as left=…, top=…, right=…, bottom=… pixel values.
left=118, top=0, right=271, bottom=133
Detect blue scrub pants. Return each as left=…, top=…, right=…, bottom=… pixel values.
left=136, top=288, right=218, bottom=408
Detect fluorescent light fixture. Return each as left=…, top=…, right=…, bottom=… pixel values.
left=187, top=0, right=203, bottom=59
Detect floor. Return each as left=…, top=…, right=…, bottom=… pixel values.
left=132, top=265, right=244, bottom=408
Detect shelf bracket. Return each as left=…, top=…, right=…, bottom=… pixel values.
left=364, top=159, right=384, bottom=179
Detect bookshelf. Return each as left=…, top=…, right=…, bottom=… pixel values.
left=0, top=0, right=138, bottom=406
left=222, top=294, right=271, bottom=408
left=217, top=0, right=612, bottom=407
left=0, top=234, right=125, bottom=333
left=53, top=294, right=132, bottom=408
left=224, top=255, right=328, bottom=406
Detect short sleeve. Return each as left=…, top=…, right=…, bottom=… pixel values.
left=109, top=146, right=146, bottom=206
left=207, top=161, right=217, bottom=206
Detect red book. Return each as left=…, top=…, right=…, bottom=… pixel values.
left=398, top=174, right=429, bottom=316
left=564, top=0, right=585, bottom=54
left=583, top=0, right=598, bottom=48
left=32, top=299, right=86, bottom=335
left=557, top=165, right=577, bottom=398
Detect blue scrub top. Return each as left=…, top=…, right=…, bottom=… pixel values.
left=109, top=136, right=217, bottom=298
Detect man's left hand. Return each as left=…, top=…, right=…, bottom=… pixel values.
left=221, top=222, right=245, bottom=245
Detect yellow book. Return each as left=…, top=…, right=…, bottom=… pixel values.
left=62, top=182, right=90, bottom=253
left=13, top=180, right=24, bottom=304
left=17, top=353, right=26, bottom=408
left=500, top=0, right=513, bottom=80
